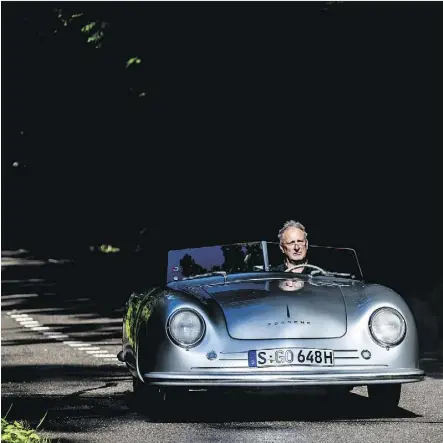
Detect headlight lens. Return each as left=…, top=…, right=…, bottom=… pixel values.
left=168, top=309, right=205, bottom=347
left=369, top=307, right=406, bottom=346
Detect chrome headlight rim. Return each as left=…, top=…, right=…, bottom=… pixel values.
left=369, top=307, right=407, bottom=348
left=167, top=308, right=206, bottom=348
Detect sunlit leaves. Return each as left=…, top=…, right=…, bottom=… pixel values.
left=126, top=57, right=142, bottom=68
left=98, top=244, right=120, bottom=253
left=81, top=21, right=96, bottom=33
left=87, top=30, right=104, bottom=47
left=1, top=410, right=52, bottom=443
left=81, top=21, right=108, bottom=48
left=54, top=9, right=107, bottom=48
left=54, top=8, right=84, bottom=27
left=51, top=9, right=151, bottom=97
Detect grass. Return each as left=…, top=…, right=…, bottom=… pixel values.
left=1, top=406, right=52, bottom=443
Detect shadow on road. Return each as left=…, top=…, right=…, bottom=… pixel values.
left=1, top=253, right=136, bottom=348
left=1, top=387, right=425, bottom=437
left=1, top=364, right=128, bottom=384
left=150, top=389, right=424, bottom=423
left=2, top=258, right=132, bottom=317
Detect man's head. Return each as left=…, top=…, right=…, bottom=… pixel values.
left=278, top=220, right=308, bottom=265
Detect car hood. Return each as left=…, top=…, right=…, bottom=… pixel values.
left=201, top=278, right=347, bottom=339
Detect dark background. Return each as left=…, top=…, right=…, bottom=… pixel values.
left=2, top=2, right=440, bottom=297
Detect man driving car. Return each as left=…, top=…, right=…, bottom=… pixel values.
left=272, top=220, right=311, bottom=274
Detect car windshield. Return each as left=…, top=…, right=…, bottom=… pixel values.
left=167, top=241, right=363, bottom=283
left=266, top=242, right=363, bottom=280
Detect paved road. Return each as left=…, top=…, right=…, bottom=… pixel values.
left=2, top=253, right=443, bottom=443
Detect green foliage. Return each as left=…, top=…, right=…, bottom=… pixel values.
left=86, top=31, right=104, bottom=47
left=54, top=9, right=108, bottom=48
left=1, top=407, right=51, bottom=443
left=52, top=8, right=146, bottom=95
left=53, top=8, right=141, bottom=62
left=81, top=21, right=97, bottom=33
left=98, top=244, right=120, bottom=253
left=125, top=57, right=142, bottom=68
left=54, top=9, right=83, bottom=27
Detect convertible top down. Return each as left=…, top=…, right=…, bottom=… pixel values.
left=118, top=241, right=425, bottom=415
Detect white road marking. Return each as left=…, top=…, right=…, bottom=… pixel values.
left=2, top=294, right=39, bottom=299
left=6, top=310, right=122, bottom=366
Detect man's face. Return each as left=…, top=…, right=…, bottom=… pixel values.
left=279, top=227, right=308, bottom=263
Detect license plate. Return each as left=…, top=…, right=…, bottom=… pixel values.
left=248, top=348, right=334, bottom=367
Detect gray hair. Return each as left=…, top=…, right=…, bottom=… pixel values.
left=278, top=220, right=308, bottom=243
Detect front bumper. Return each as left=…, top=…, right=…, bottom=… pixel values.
left=142, top=368, right=425, bottom=387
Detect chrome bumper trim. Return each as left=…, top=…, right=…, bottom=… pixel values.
left=142, top=369, right=425, bottom=387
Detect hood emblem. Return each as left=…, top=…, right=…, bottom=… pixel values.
left=268, top=320, right=311, bottom=326
left=267, top=306, right=310, bottom=326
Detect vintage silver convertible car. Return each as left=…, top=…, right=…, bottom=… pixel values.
left=118, top=241, right=425, bottom=413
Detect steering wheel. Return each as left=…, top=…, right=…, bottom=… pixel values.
left=285, top=264, right=328, bottom=275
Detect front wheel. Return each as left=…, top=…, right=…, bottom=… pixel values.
left=367, top=384, right=401, bottom=411
left=132, top=377, right=168, bottom=418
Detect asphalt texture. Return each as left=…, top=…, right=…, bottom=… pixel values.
left=2, top=252, right=443, bottom=443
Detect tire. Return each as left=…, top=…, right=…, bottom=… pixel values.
left=328, top=386, right=353, bottom=401
left=367, top=384, right=401, bottom=411
left=132, top=377, right=168, bottom=418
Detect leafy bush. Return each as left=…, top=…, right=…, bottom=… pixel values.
left=1, top=407, right=51, bottom=443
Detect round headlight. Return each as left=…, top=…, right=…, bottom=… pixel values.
left=168, top=309, right=205, bottom=347
left=369, top=307, right=406, bottom=347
